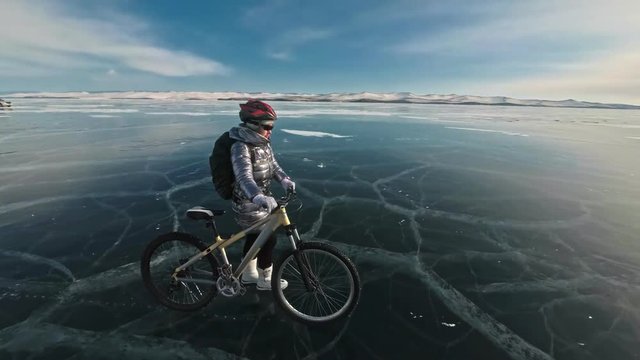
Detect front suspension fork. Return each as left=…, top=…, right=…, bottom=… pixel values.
left=286, top=225, right=316, bottom=292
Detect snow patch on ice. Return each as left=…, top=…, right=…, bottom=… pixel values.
left=446, top=127, right=529, bottom=137
left=281, top=129, right=352, bottom=138
left=399, top=116, right=471, bottom=124
left=585, top=123, right=640, bottom=129
left=278, top=109, right=392, bottom=117
left=145, top=112, right=212, bottom=116
left=10, top=108, right=138, bottom=114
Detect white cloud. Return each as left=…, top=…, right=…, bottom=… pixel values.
left=279, top=28, right=335, bottom=45
left=268, top=27, right=335, bottom=61
left=267, top=51, right=293, bottom=61
left=243, top=0, right=289, bottom=24
left=0, top=0, right=230, bottom=77
left=469, top=50, right=640, bottom=104
left=390, top=0, right=640, bottom=104
left=393, top=1, right=640, bottom=55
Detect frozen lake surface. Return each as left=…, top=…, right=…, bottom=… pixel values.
left=1, top=99, right=639, bottom=359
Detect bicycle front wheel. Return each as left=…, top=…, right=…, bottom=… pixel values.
left=273, top=242, right=360, bottom=324
left=141, top=232, right=219, bottom=311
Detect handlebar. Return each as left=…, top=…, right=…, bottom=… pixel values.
left=277, top=188, right=297, bottom=207
left=258, top=188, right=297, bottom=214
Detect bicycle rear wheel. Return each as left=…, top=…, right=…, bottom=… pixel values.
left=273, top=242, right=360, bottom=324
left=141, top=232, right=219, bottom=311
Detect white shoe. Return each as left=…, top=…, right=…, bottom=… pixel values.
left=256, top=265, right=288, bottom=291
left=240, top=257, right=259, bottom=285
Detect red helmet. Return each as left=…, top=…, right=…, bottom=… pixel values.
left=239, top=99, right=277, bottom=122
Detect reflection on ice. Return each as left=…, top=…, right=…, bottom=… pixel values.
left=0, top=322, right=249, bottom=360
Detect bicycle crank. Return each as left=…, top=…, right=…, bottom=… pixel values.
left=216, top=276, right=245, bottom=297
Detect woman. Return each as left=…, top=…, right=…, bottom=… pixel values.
left=229, top=100, right=295, bottom=290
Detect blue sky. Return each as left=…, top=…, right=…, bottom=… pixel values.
left=1, top=0, right=639, bottom=104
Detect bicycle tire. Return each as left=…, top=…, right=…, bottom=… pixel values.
left=273, top=242, right=360, bottom=324
left=141, top=232, right=219, bottom=311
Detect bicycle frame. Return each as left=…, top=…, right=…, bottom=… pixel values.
left=172, top=205, right=301, bottom=280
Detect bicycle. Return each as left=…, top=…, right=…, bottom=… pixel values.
left=140, top=189, right=361, bottom=324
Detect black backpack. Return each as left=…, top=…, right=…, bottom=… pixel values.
left=209, top=132, right=238, bottom=199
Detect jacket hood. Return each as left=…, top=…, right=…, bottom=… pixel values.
left=229, top=124, right=269, bottom=146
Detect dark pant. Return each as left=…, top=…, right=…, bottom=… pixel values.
left=243, top=233, right=276, bottom=269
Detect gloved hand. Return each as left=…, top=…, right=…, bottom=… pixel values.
left=281, top=177, right=296, bottom=192
left=252, top=194, right=278, bottom=213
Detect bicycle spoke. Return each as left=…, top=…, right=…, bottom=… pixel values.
left=284, top=264, right=303, bottom=281
left=190, top=277, right=204, bottom=297
left=291, top=291, right=309, bottom=310
left=317, top=274, right=348, bottom=284
left=274, top=244, right=359, bottom=323
left=285, top=253, right=347, bottom=316
left=319, top=288, right=344, bottom=310
left=320, top=292, right=333, bottom=314
left=143, top=235, right=218, bottom=309
left=192, top=269, right=214, bottom=277
left=325, top=258, right=341, bottom=278
left=315, top=291, right=327, bottom=316
left=322, top=285, right=349, bottom=301
left=322, top=289, right=341, bottom=315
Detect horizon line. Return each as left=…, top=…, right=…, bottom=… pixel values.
left=1, top=90, right=639, bottom=109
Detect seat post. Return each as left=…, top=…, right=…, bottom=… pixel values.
left=206, top=220, right=220, bottom=238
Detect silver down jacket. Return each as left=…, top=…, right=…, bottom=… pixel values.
left=229, top=124, right=288, bottom=228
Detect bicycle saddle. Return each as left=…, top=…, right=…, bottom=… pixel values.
left=186, top=206, right=225, bottom=221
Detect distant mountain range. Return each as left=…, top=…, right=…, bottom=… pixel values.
left=3, top=91, right=639, bottom=110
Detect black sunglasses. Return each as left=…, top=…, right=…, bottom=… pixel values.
left=251, top=121, right=274, bottom=131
